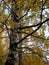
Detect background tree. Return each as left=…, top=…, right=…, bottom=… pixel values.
left=0, top=0, right=49, bottom=65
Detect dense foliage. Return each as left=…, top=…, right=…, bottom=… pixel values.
left=0, top=0, right=49, bottom=65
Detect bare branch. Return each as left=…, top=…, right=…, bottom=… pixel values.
left=33, top=0, right=37, bottom=5
left=11, top=25, right=42, bottom=48
left=18, top=8, right=30, bottom=20
left=43, top=0, right=47, bottom=6
left=16, top=31, right=49, bottom=41
left=11, top=18, right=49, bottom=47
left=17, top=18, right=49, bottom=30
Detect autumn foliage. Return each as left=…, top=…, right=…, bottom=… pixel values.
left=0, top=0, right=49, bottom=65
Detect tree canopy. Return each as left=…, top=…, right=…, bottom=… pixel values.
left=0, top=0, right=49, bottom=65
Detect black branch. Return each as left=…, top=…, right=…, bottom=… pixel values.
left=10, top=18, right=49, bottom=48
left=17, top=18, right=49, bottom=30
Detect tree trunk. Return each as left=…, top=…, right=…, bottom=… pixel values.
left=18, top=34, right=23, bottom=65
left=5, top=50, right=16, bottom=65
left=5, top=29, right=18, bottom=65
left=18, top=53, right=22, bottom=65
left=5, top=1, right=18, bottom=65
left=5, top=1, right=23, bottom=65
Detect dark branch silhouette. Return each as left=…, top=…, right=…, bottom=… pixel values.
left=11, top=25, right=42, bottom=47
left=33, top=0, right=37, bottom=5
left=16, top=31, right=49, bottom=41
left=0, top=0, right=49, bottom=65
left=10, top=18, right=49, bottom=48
left=17, top=18, right=49, bottom=30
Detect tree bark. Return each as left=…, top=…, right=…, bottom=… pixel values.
left=5, top=50, right=16, bottom=65
left=18, top=34, right=23, bottom=65
left=18, top=53, right=22, bottom=65
left=5, top=1, right=23, bottom=65
left=5, top=1, right=18, bottom=65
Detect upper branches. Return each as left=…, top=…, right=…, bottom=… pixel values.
left=16, top=18, right=49, bottom=30
left=1, top=0, right=49, bottom=51
left=10, top=18, right=49, bottom=49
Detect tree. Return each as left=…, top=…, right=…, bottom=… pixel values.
left=0, top=0, right=49, bottom=65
